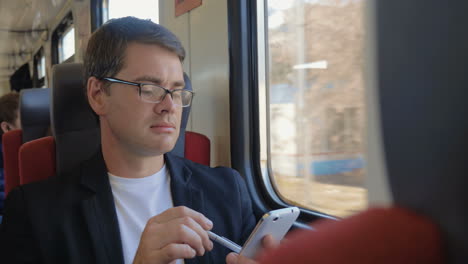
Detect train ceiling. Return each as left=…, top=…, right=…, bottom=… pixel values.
left=0, top=0, right=67, bottom=82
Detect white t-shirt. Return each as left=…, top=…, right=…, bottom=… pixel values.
left=108, top=165, right=184, bottom=264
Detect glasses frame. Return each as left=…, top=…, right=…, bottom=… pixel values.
left=101, top=77, right=194, bottom=107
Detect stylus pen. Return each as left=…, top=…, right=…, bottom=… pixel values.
left=208, top=231, right=242, bottom=253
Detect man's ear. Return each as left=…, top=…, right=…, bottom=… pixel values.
left=87, top=76, right=108, bottom=116
left=1, top=121, right=11, bottom=133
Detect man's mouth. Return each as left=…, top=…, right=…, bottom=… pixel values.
left=150, top=122, right=176, bottom=133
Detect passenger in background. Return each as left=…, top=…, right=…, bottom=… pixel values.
left=0, top=92, right=20, bottom=215
left=0, top=17, right=266, bottom=264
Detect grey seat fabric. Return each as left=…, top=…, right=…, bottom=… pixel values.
left=375, top=1, right=468, bottom=262
left=19, top=88, right=51, bottom=143
left=51, top=63, right=101, bottom=175
left=51, top=63, right=191, bottom=175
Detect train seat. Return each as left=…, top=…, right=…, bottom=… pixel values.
left=50, top=63, right=100, bottom=175
left=3, top=88, right=51, bottom=196
left=20, top=88, right=51, bottom=143
left=259, top=207, right=444, bottom=264
left=2, top=130, right=22, bottom=196
left=185, top=131, right=210, bottom=166
left=19, top=136, right=55, bottom=185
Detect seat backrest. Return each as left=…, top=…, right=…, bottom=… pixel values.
left=51, top=63, right=100, bottom=175
left=185, top=131, right=210, bottom=166
left=19, top=88, right=51, bottom=143
left=2, top=130, right=22, bottom=196
left=2, top=88, right=51, bottom=196
left=17, top=130, right=210, bottom=186
left=19, top=136, right=55, bottom=185
left=259, top=207, right=444, bottom=264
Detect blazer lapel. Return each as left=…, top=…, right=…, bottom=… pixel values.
left=80, top=151, right=124, bottom=264
left=165, top=154, right=211, bottom=264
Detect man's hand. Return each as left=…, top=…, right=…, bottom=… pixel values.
left=132, top=206, right=214, bottom=264
left=225, top=235, right=279, bottom=264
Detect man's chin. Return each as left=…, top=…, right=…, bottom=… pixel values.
left=140, top=142, right=177, bottom=156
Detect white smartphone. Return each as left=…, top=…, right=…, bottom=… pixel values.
left=239, top=207, right=300, bottom=258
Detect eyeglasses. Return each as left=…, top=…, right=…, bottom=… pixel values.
left=101, top=77, right=194, bottom=107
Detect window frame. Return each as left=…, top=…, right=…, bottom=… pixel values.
left=227, top=0, right=334, bottom=225
left=33, top=47, right=46, bottom=88
left=51, top=13, right=75, bottom=65
left=91, top=0, right=105, bottom=32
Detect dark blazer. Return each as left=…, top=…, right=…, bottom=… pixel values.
left=0, top=151, right=256, bottom=264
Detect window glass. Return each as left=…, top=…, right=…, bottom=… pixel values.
left=37, top=54, right=46, bottom=80
left=59, top=26, right=75, bottom=63
left=260, top=0, right=367, bottom=217
left=104, top=0, right=159, bottom=22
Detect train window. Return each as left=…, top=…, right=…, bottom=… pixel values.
left=102, top=0, right=159, bottom=22
left=33, top=48, right=46, bottom=87
left=258, top=0, right=368, bottom=217
left=58, top=26, right=75, bottom=63
left=52, top=13, right=75, bottom=64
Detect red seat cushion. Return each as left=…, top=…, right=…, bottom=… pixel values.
left=2, top=130, right=22, bottom=196
left=19, top=136, right=56, bottom=185
left=259, top=207, right=445, bottom=264
left=185, top=131, right=210, bottom=166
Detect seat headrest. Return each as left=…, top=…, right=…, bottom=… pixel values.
left=51, top=63, right=192, bottom=175
left=19, top=88, right=51, bottom=143
left=51, top=63, right=98, bottom=134
left=51, top=63, right=100, bottom=175
left=171, top=72, right=192, bottom=158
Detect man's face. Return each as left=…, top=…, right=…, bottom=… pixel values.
left=100, top=43, right=184, bottom=156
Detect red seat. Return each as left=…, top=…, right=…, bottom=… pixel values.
left=185, top=131, right=210, bottom=166
left=2, top=130, right=22, bottom=196
left=259, top=207, right=445, bottom=264
left=17, top=132, right=210, bottom=185
left=19, top=136, right=55, bottom=185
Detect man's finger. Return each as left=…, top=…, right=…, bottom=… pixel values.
left=152, top=222, right=205, bottom=255
left=149, top=206, right=213, bottom=230
left=176, top=216, right=213, bottom=252
left=226, top=252, right=239, bottom=264
left=158, top=243, right=197, bottom=262
left=144, top=216, right=213, bottom=254
left=226, top=252, right=259, bottom=264
left=262, top=234, right=279, bottom=250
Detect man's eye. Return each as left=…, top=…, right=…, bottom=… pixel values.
left=141, top=89, right=153, bottom=95
left=172, top=92, right=182, bottom=99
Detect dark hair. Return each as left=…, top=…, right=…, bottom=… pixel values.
left=83, top=16, right=186, bottom=94
left=0, top=92, right=20, bottom=136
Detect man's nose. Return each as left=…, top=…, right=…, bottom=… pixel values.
left=154, top=92, right=176, bottom=113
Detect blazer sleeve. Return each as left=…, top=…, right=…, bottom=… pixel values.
left=233, top=169, right=256, bottom=244
left=0, top=187, right=42, bottom=263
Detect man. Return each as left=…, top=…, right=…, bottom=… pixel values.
left=0, top=92, right=21, bottom=215
left=0, top=17, right=260, bottom=264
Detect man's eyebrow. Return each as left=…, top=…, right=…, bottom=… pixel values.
left=133, top=76, right=185, bottom=88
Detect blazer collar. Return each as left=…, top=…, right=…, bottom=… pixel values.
left=79, top=151, right=124, bottom=264
left=165, top=153, right=206, bottom=215
left=165, top=153, right=211, bottom=264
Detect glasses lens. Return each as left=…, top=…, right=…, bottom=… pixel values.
left=140, top=84, right=164, bottom=102
left=173, top=90, right=193, bottom=107
left=140, top=85, right=192, bottom=107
